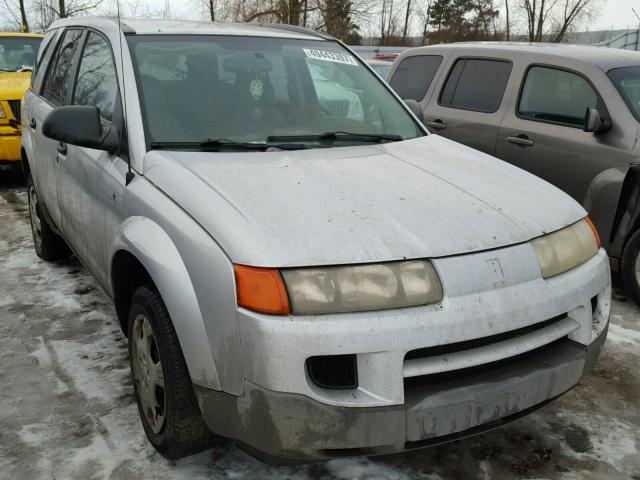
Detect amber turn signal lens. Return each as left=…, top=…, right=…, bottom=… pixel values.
left=234, top=265, right=290, bottom=315
left=585, top=216, right=601, bottom=248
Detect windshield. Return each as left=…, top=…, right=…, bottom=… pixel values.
left=608, top=66, right=640, bottom=122
left=127, top=35, right=422, bottom=150
left=0, top=36, right=42, bottom=71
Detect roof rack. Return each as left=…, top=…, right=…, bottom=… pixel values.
left=258, top=23, right=333, bottom=41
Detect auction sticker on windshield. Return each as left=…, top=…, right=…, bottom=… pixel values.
left=303, top=48, right=358, bottom=66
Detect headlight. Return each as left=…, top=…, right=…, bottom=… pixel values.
left=0, top=103, right=6, bottom=119
left=531, top=217, right=600, bottom=279
left=281, top=260, right=443, bottom=315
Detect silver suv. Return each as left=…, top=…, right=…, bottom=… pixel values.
left=22, top=18, right=610, bottom=461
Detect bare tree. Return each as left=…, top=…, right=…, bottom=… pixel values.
left=33, top=0, right=100, bottom=29
left=402, top=0, right=412, bottom=40
left=519, top=0, right=602, bottom=42
left=521, top=0, right=555, bottom=41
left=418, top=0, right=432, bottom=44
left=505, top=0, right=509, bottom=39
left=190, top=0, right=225, bottom=21
left=552, top=0, right=596, bottom=42
left=1, top=0, right=29, bottom=31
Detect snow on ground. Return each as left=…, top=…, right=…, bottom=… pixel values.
left=1, top=182, right=639, bottom=480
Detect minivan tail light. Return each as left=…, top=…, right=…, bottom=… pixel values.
left=234, top=265, right=291, bottom=315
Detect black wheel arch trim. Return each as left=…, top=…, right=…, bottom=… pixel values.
left=610, top=163, right=640, bottom=265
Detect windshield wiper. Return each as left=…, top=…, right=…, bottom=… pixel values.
left=150, top=139, right=309, bottom=152
left=267, top=131, right=403, bottom=144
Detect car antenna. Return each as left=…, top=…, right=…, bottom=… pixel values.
left=116, top=0, right=134, bottom=186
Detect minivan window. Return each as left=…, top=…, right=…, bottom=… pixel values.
left=73, top=32, right=118, bottom=123
left=41, top=29, right=84, bottom=106
left=439, top=58, right=511, bottom=113
left=390, top=55, right=443, bottom=101
left=127, top=35, right=422, bottom=149
left=518, top=66, right=597, bottom=127
left=608, top=65, right=640, bottom=122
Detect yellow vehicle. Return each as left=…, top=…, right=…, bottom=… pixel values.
left=0, top=32, right=44, bottom=170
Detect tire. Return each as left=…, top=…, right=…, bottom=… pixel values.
left=621, top=228, right=640, bottom=306
left=128, top=285, right=214, bottom=459
left=27, top=174, right=71, bottom=261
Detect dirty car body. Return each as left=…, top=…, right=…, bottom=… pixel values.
left=22, top=18, right=611, bottom=461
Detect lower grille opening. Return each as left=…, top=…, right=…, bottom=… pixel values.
left=591, top=295, right=598, bottom=313
left=321, top=446, right=385, bottom=457
left=405, top=314, right=566, bottom=361
left=404, top=337, right=568, bottom=389
left=307, top=354, right=358, bottom=389
left=8, top=100, right=21, bottom=123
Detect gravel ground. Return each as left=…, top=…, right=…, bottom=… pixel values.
left=1, top=178, right=639, bottom=480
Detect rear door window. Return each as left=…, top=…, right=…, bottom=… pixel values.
left=41, top=28, right=84, bottom=106
left=439, top=58, right=511, bottom=113
left=389, top=55, right=442, bottom=101
left=518, top=66, right=598, bottom=127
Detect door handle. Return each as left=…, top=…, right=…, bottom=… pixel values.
left=507, top=135, right=534, bottom=147
left=57, top=142, right=67, bottom=155
left=29, top=117, right=36, bottom=129
left=427, top=119, right=447, bottom=131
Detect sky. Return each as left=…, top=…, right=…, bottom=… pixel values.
left=592, top=0, right=640, bottom=30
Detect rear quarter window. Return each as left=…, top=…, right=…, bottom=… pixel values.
left=389, top=55, right=443, bottom=101
left=439, top=58, right=512, bottom=113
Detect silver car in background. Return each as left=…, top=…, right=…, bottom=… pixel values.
left=22, top=18, right=610, bottom=461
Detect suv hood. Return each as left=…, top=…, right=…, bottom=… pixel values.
left=0, top=71, right=31, bottom=99
left=144, top=135, right=585, bottom=267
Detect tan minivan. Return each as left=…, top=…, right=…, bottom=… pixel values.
left=388, top=43, right=640, bottom=304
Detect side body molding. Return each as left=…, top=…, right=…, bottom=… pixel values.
left=112, top=216, right=221, bottom=390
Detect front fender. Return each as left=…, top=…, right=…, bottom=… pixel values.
left=583, top=166, right=627, bottom=250
left=112, top=216, right=221, bottom=390
left=606, top=164, right=640, bottom=265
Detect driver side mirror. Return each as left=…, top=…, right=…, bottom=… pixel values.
left=584, top=107, right=612, bottom=133
left=42, top=105, right=118, bottom=152
left=404, top=99, right=424, bottom=123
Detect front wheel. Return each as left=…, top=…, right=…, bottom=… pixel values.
left=128, top=285, right=214, bottom=459
left=27, top=174, right=70, bottom=261
left=621, top=228, right=640, bottom=306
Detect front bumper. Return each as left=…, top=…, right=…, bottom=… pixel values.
left=0, top=125, right=21, bottom=162
left=196, top=245, right=611, bottom=460
left=195, top=329, right=606, bottom=461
